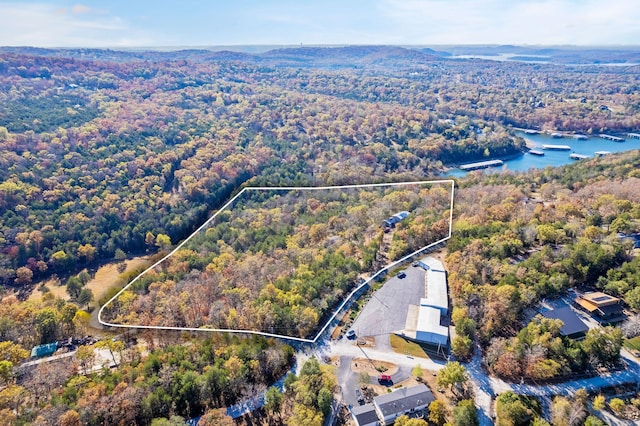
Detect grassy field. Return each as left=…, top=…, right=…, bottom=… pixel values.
left=27, top=255, right=150, bottom=305
left=389, top=334, right=430, bottom=358
left=624, top=336, right=640, bottom=351
left=86, top=256, right=150, bottom=301
left=28, top=277, right=68, bottom=302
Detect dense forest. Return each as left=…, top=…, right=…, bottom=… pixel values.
left=447, top=151, right=640, bottom=379
left=0, top=331, right=309, bottom=425
left=1, top=46, right=639, bottom=287
left=101, top=184, right=451, bottom=338
left=0, top=45, right=639, bottom=424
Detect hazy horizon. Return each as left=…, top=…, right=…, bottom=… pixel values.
left=1, top=1, right=639, bottom=48
left=3, top=44, right=640, bottom=53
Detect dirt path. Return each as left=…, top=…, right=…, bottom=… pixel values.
left=351, top=357, right=398, bottom=376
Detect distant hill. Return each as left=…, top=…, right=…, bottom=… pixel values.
left=0, top=45, right=439, bottom=68
left=2, top=44, right=639, bottom=65
left=259, top=45, right=439, bottom=68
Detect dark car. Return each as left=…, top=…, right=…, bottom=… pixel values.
left=355, top=389, right=364, bottom=404
left=346, top=330, right=356, bottom=339
left=397, top=271, right=406, bottom=279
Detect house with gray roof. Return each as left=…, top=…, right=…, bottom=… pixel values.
left=373, top=383, right=434, bottom=425
left=351, top=403, right=379, bottom=426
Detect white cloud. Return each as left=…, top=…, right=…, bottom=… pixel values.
left=0, top=2, right=153, bottom=47
left=71, top=4, right=91, bottom=15
left=379, top=0, right=640, bottom=45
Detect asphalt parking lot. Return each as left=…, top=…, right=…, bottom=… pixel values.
left=350, top=265, right=426, bottom=340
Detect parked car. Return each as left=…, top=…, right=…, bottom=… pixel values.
left=346, top=330, right=356, bottom=339
left=412, top=261, right=419, bottom=267
left=355, top=389, right=364, bottom=404
left=378, top=374, right=392, bottom=384
left=397, top=271, right=406, bottom=279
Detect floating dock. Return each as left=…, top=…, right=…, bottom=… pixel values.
left=594, top=151, right=611, bottom=157
left=599, top=134, right=625, bottom=142
left=570, top=153, right=590, bottom=160
left=551, top=132, right=564, bottom=138
left=524, top=129, right=540, bottom=134
left=542, top=144, right=572, bottom=150
left=529, top=149, right=545, bottom=156
left=459, top=159, right=504, bottom=171
left=573, top=134, right=588, bottom=140
left=628, top=133, right=640, bottom=140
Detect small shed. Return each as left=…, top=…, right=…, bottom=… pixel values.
left=30, top=342, right=57, bottom=358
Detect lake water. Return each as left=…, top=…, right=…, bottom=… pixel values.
left=447, top=131, right=640, bottom=177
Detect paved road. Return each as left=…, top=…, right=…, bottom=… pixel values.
left=465, top=343, right=640, bottom=424
left=349, top=265, right=425, bottom=340
left=328, top=333, right=640, bottom=425
left=20, top=350, right=76, bottom=368
left=337, top=355, right=360, bottom=407
left=321, top=338, right=446, bottom=408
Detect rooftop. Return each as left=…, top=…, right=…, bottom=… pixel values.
left=393, top=211, right=409, bottom=220
left=374, top=384, right=434, bottom=418
left=418, top=256, right=445, bottom=272
left=579, top=292, right=620, bottom=307
left=416, top=305, right=449, bottom=341
left=459, top=159, right=504, bottom=170
left=351, top=404, right=378, bottom=425
left=424, top=270, right=448, bottom=311
left=540, top=307, right=588, bottom=337
left=30, top=342, right=57, bottom=358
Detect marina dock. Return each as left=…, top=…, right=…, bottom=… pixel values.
left=529, top=149, right=545, bottom=156
left=599, top=134, right=625, bottom=142
left=595, top=151, right=611, bottom=157
left=570, top=153, right=590, bottom=160
left=573, top=134, right=588, bottom=140
left=551, top=132, right=564, bottom=138
left=542, top=144, right=572, bottom=150
left=459, top=159, right=504, bottom=171
left=628, top=133, right=640, bottom=140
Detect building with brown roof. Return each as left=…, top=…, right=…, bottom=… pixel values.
left=574, top=291, right=625, bottom=324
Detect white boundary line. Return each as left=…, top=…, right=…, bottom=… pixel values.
left=98, top=180, right=456, bottom=343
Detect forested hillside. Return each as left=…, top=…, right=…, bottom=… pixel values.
left=101, top=184, right=452, bottom=338
left=0, top=46, right=638, bottom=289
left=447, top=151, right=640, bottom=379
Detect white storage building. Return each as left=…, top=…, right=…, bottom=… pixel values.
left=415, top=305, right=449, bottom=347
left=417, top=257, right=448, bottom=316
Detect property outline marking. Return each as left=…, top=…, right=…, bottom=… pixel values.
left=98, top=179, right=456, bottom=343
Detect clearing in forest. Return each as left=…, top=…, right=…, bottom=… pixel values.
left=99, top=181, right=454, bottom=342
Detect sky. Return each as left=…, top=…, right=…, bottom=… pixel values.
left=0, top=0, right=639, bottom=48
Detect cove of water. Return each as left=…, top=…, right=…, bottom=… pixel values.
left=447, top=131, right=640, bottom=177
